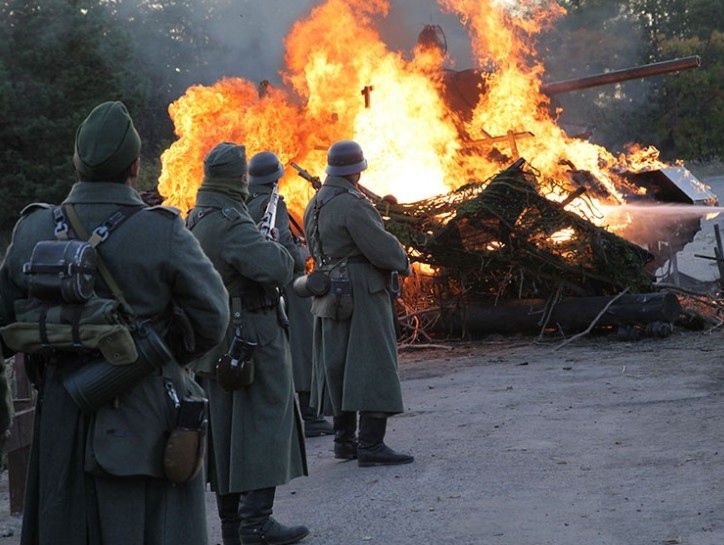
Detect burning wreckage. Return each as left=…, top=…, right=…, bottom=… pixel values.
left=155, top=4, right=719, bottom=343
left=282, top=52, right=715, bottom=343
left=294, top=155, right=710, bottom=344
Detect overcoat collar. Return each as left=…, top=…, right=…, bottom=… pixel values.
left=195, top=190, right=248, bottom=213
left=64, top=181, right=147, bottom=206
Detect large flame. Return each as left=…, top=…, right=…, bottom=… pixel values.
left=158, top=0, right=673, bottom=229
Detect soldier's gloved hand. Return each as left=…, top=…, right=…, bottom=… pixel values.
left=269, top=227, right=280, bottom=242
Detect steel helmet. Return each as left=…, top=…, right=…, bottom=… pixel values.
left=325, top=140, right=368, bottom=176
left=248, top=151, right=284, bottom=186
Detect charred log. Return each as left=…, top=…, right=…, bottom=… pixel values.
left=435, top=292, right=682, bottom=337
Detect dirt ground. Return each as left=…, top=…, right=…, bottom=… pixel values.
left=1, top=327, right=723, bottom=545
left=261, top=330, right=724, bottom=545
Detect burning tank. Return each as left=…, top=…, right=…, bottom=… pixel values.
left=427, top=36, right=712, bottom=273
left=156, top=0, right=715, bottom=339
left=418, top=24, right=709, bottom=202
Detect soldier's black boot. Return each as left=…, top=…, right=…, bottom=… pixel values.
left=239, top=487, right=309, bottom=545
left=298, top=391, right=334, bottom=438
left=357, top=414, right=414, bottom=467
left=216, top=492, right=241, bottom=545
left=333, top=411, right=358, bottom=460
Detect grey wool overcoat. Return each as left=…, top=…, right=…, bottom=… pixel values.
left=188, top=189, right=307, bottom=494
left=302, top=175, right=410, bottom=416
left=0, top=182, right=229, bottom=545
left=246, top=185, right=314, bottom=392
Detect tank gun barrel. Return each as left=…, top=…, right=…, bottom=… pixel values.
left=542, top=55, right=700, bottom=96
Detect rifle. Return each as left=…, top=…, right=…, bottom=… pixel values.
left=258, top=181, right=279, bottom=241
left=255, top=181, right=290, bottom=327
left=288, top=212, right=309, bottom=253
left=291, top=162, right=321, bottom=190
left=357, top=183, right=382, bottom=203
left=291, top=161, right=382, bottom=202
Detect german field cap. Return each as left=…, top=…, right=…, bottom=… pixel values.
left=204, top=142, right=247, bottom=178
left=73, top=101, right=141, bottom=180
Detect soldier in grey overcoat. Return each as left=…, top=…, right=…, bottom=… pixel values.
left=0, top=101, right=230, bottom=545
left=187, top=143, right=308, bottom=545
left=302, top=140, right=414, bottom=467
left=245, top=151, right=333, bottom=438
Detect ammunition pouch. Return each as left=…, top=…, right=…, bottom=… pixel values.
left=292, top=270, right=331, bottom=298
left=238, top=284, right=279, bottom=312
left=310, top=267, right=354, bottom=321
left=63, top=322, right=175, bottom=413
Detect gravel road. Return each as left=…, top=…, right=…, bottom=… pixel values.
left=210, top=331, right=724, bottom=545
left=1, top=330, right=722, bottom=545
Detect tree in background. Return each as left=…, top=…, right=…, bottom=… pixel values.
left=0, top=0, right=148, bottom=233
left=539, top=1, right=650, bottom=151
left=630, top=0, right=724, bottom=160
left=105, top=0, right=236, bottom=161
left=0, top=0, right=243, bottom=235
left=655, top=31, right=724, bottom=159
left=542, top=0, right=723, bottom=161
left=0, top=0, right=721, bottom=238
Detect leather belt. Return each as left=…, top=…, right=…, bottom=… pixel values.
left=329, top=254, right=369, bottom=264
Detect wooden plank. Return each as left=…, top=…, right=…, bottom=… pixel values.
left=4, top=353, right=36, bottom=516
left=3, top=406, right=34, bottom=453
left=7, top=445, right=30, bottom=516
left=715, top=224, right=724, bottom=289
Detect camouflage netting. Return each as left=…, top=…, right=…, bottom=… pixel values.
left=373, top=159, right=654, bottom=310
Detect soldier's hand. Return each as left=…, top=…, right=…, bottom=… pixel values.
left=269, top=227, right=280, bottom=242
left=0, top=429, right=10, bottom=453
left=298, top=242, right=311, bottom=262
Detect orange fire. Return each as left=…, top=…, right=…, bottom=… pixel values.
left=158, top=0, right=673, bottom=229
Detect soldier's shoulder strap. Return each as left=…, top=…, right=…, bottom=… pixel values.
left=20, top=202, right=53, bottom=217
left=185, top=206, right=242, bottom=231
left=315, top=187, right=349, bottom=209
left=221, top=207, right=242, bottom=222
left=143, top=205, right=180, bottom=217
left=348, top=187, right=365, bottom=199
left=58, top=204, right=145, bottom=247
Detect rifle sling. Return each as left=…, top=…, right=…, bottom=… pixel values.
left=185, top=206, right=221, bottom=231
